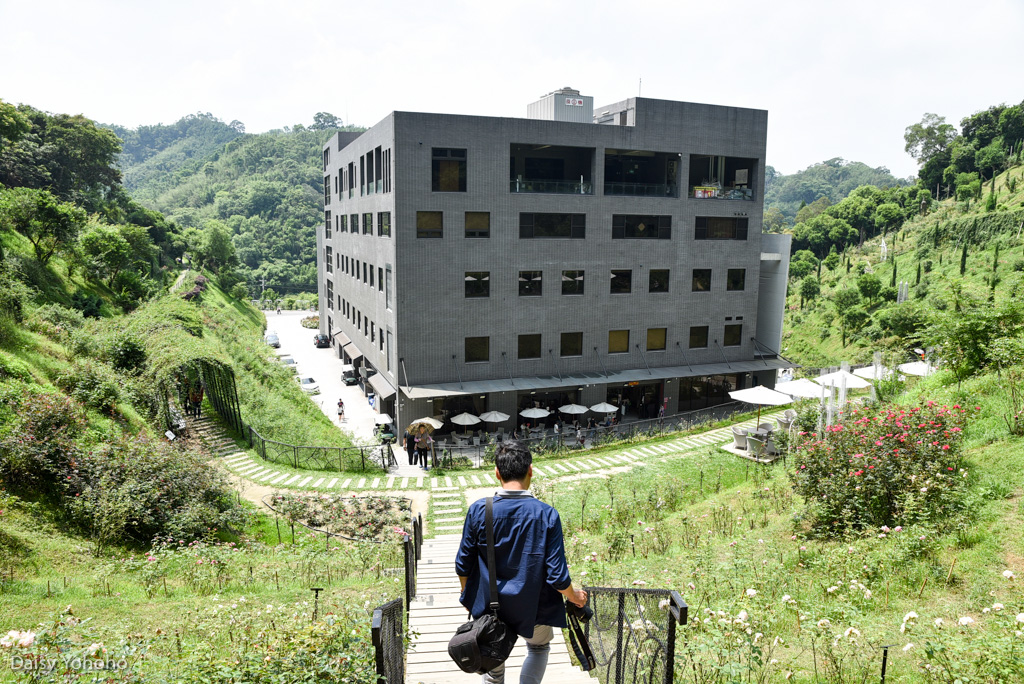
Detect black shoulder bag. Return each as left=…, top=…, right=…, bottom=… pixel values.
left=448, top=497, right=519, bottom=674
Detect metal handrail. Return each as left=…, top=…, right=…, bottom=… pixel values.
left=510, top=178, right=594, bottom=194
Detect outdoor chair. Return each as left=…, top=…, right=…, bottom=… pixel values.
left=776, top=416, right=794, bottom=432
left=784, top=409, right=798, bottom=421
left=758, top=422, right=774, bottom=433
left=746, top=434, right=767, bottom=459
left=472, top=436, right=480, bottom=447
left=732, top=426, right=748, bottom=449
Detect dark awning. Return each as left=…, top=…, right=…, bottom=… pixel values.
left=368, top=372, right=397, bottom=400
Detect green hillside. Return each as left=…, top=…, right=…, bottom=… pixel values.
left=112, top=114, right=364, bottom=295
left=780, top=162, right=1024, bottom=371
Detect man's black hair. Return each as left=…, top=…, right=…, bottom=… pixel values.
left=494, top=440, right=532, bottom=483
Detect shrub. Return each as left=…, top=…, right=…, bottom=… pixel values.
left=0, top=351, right=30, bottom=381
left=0, top=386, right=85, bottom=498
left=791, top=402, right=971, bottom=536
left=300, top=315, right=319, bottom=329
left=56, top=359, right=122, bottom=413
left=106, top=332, right=147, bottom=373
left=70, top=290, right=103, bottom=318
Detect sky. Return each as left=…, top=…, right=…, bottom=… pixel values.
left=2, top=0, right=1022, bottom=179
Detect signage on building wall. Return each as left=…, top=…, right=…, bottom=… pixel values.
left=564, top=98, right=585, bottom=106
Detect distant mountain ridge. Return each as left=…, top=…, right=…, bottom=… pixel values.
left=765, top=157, right=910, bottom=220
left=108, top=114, right=363, bottom=293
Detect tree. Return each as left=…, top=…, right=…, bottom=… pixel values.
left=80, top=222, right=132, bottom=286
left=904, top=113, right=958, bottom=165
left=0, top=98, right=30, bottom=150
left=874, top=203, right=903, bottom=234
left=187, top=220, right=237, bottom=273
left=310, top=112, right=343, bottom=131
left=0, top=187, right=86, bottom=264
left=832, top=289, right=863, bottom=346
left=763, top=207, right=786, bottom=233
left=960, top=244, right=968, bottom=275
left=799, top=276, right=820, bottom=309
left=975, top=139, right=1007, bottom=179
left=856, top=273, right=882, bottom=303
left=823, top=250, right=841, bottom=271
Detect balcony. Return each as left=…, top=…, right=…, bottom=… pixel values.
left=510, top=178, right=593, bottom=194
left=509, top=144, right=594, bottom=195
left=604, top=149, right=680, bottom=197
left=689, top=154, right=757, bottom=201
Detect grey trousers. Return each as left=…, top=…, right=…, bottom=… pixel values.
left=482, top=624, right=553, bottom=684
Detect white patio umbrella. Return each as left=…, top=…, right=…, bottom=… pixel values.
left=898, top=361, right=933, bottom=377
left=590, top=402, right=619, bottom=413
left=559, top=404, right=589, bottom=415
left=774, top=378, right=824, bottom=399
left=519, top=407, right=550, bottom=419
left=450, top=412, right=482, bottom=426
left=479, top=410, right=511, bottom=423
left=854, top=365, right=892, bottom=380
left=373, top=413, right=393, bottom=425
left=409, top=416, right=443, bottom=429
left=815, top=369, right=872, bottom=389
left=728, top=386, right=794, bottom=424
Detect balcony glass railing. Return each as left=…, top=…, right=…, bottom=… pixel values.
left=510, top=179, right=593, bottom=195
left=690, top=185, right=755, bottom=201
left=604, top=182, right=679, bottom=197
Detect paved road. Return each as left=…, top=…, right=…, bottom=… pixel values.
left=263, top=309, right=378, bottom=444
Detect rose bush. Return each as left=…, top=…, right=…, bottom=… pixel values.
left=790, top=402, right=971, bottom=536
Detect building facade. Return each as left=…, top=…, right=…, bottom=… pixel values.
left=317, top=91, right=791, bottom=430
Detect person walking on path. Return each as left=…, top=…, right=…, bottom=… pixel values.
left=336, top=398, right=345, bottom=422
left=414, top=425, right=433, bottom=470
left=402, top=428, right=417, bottom=466
left=455, top=440, right=587, bottom=684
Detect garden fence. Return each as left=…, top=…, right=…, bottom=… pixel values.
left=372, top=598, right=404, bottom=684
left=402, top=533, right=416, bottom=611
left=246, top=424, right=393, bottom=472
left=583, top=586, right=687, bottom=684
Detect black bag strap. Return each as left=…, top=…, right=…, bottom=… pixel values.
left=564, top=601, right=596, bottom=671
left=485, top=497, right=499, bottom=613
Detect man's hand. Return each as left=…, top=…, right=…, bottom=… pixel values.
left=559, top=584, right=588, bottom=608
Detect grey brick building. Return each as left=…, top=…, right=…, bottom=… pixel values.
left=318, top=89, right=791, bottom=430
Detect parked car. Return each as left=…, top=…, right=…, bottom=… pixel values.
left=314, top=333, right=331, bottom=348
left=297, top=376, right=320, bottom=394
left=341, top=364, right=359, bottom=385
left=264, top=332, right=280, bottom=348
left=279, top=356, right=298, bottom=372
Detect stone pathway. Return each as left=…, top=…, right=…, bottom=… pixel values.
left=211, top=412, right=786, bottom=496
left=406, top=535, right=594, bottom=684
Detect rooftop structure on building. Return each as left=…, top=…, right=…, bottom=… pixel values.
left=316, top=90, right=792, bottom=430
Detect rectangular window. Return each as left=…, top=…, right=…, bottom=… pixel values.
left=326, top=279, right=334, bottom=309
left=363, top=213, right=373, bottom=235
left=608, top=329, right=629, bottom=354
left=417, top=211, right=443, bottom=238
left=465, top=271, right=490, bottom=298
left=647, top=328, right=667, bottom=351
left=724, top=324, right=743, bottom=347
left=366, top=152, right=374, bottom=195
left=386, top=329, right=393, bottom=371
left=432, top=148, right=467, bottom=192
left=612, top=214, right=672, bottom=239
left=692, top=269, right=712, bottom=292
left=385, top=266, right=393, bottom=309
left=519, top=213, right=586, bottom=239
left=325, top=210, right=332, bottom=239
left=518, top=334, right=541, bottom=360
left=727, top=268, right=746, bottom=291
left=369, top=265, right=375, bottom=288
left=378, top=267, right=383, bottom=293
left=359, top=156, right=365, bottom=195
left=610, top=269, right=632, bottom=294
left=560, top=332, right=583, bottom=357
left=561, top=270, right=584, bottom=295
left=649, top=269, right=669, bottom=293
left=465, top=212, right=490, bottom=238
left=325, top=246, right=333, bottom=273
left=465, top=336, right=489, bottom=363
left=323, top=175, right=331, bottom=205
left=695, top=217, right=749, bottom=240
left=371, top=322, right=375, bottom=344
left=519, top=270, right=542, bottom=296
left=350, top=214, right=357, bottom=235
left=689, top=326, right=709, bottom=348
left=378, top=212, right=391, bottom=237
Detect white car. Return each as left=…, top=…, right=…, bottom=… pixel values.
left=278, top=357, right=298, bottom=372
left=297, top=376, right=320, bottom=394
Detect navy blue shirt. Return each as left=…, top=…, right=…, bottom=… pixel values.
left=455, top=491, right=572, bottom=638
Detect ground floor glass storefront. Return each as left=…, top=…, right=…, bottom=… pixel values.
left=677, top=374, right=741, bottom=412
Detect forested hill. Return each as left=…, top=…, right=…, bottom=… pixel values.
left=104, top=113, right=244, bottom=193
left=111, top=113, right=364, bottom=294
left=764, top=157, right=910, bottom=223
